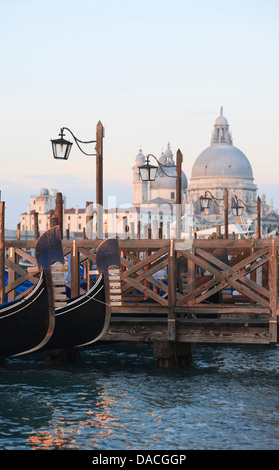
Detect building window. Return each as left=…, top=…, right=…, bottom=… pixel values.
left=171, top=192, right=175, bottom=199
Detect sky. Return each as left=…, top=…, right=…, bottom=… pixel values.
left=0, top=0, right=279, bottom=228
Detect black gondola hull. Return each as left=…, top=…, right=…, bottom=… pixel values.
left=41, top=274, right=108, bottom=351
left=0, top=272, right=54, bottom=357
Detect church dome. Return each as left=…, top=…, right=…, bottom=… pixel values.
left=191, top=144, right=253, bottom=179
left=191, top=108, right=253, bottom=180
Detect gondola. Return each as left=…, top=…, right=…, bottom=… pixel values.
left=41, top=237, right=120, bottom=352
left=0, top=226, right=64, bottom=357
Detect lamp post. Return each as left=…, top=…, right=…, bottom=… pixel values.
left=200, top=191, right=261, bottom=239
left=199, top=189, right=229, bottom=239
left=231, top=195, right=261, bottom=238
left=51, top=121, right=105, bottom=239
left=138, top=149, right=183, bottom=239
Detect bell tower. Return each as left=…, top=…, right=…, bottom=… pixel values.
left=133, top=149, right=148, bottom=205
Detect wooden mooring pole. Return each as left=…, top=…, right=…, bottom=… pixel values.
left=0, top=201, right=5, bottom=305
left=55, top=192, right=63, bottom=239
left=153, top=239, right=195, bottom=368
left=0, top=202, right=5, bottom=366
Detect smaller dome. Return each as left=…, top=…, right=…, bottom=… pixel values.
left=135, top=149, right=145, bottom=164
left=40, top=188, right=49, bottom=196
left=213, top=106, right=229, bottom=128
left=151, top=143, right=187, bottom=190
left=215, top=115, right=228, bottom=126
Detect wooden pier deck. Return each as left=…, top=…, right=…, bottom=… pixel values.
left=3, top=236, right=279, bottom=354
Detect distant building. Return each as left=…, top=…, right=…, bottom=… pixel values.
left=19, top=112, right=279, bottom=239
left=20, top=188, right=87, bottom=236
left=132, top=143, right=192, bottom=237
left=187, top=108, right=279, bottom=235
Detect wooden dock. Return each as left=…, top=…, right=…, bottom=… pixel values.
left=3, top=236, right=278, bottom=362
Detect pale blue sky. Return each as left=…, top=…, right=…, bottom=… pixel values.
left=0, top=0, right=279, bottom=227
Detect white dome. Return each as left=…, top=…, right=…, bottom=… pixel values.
left=215, top=115, right=228, bottom=126
left=191, top=108, right=253, bottom=181
left=191, top=144, right=253, bottom=179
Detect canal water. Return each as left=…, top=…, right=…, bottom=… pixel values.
left=0, top=342, right=278, bottom=451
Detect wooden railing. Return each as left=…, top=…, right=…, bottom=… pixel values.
left=3, top=237, right=279, bottom=343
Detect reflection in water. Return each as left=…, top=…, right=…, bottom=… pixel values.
left=27, top=394, right=122, bottom=449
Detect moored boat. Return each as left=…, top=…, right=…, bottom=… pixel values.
left=41, top=237, right=120, bottom=351
left=0, top=226, right=64, bottom=357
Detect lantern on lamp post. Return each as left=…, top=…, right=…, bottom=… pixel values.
left=138, top=155, right=158, bottom=181
left=138, top=150, right=183, bottom=239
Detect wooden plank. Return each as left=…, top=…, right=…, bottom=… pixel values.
left=8, top=247, right=16, bottom=302
left=175, top=322, right=270, bottom=344
left=177, top=249, right=220, bottom=276
left=118, top=239, right=169, bottom=250
left=78, top=247, right=97, bottom=264
left=123, top=276, right=168, bottom=306
left=121, top=246, right=169, bottom=280
left=5, top=271, right=38, bottom=294
left=175, top=304, right=270, bottom=315
left=102, top=318, right=270, bottom=344
left=121, top=258, right=168, bottom=296
left=15, top=247, right=36, bottom=266
left=193, top=238, right=278, bottom=249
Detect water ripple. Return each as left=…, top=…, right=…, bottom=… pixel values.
left=0, top=343, right=279, bottom=449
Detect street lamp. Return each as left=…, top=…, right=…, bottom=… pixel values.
left=51, top=121, right=105, bottom=238
left=51, top=129, right=73, bottom=160
left=138, top=150, right=183, bottom=239
left=231, top=195, right=244, bottom=217
left=199, top=191, right=261, bottom=238
left=138, top=155, right=158, bottom=181
left=231, top=195, right=261, bottom=238
left=199, top=189, right=229, bottom=239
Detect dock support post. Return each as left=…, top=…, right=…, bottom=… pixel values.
left=269, top=239, right=278, bottom=343
left=168, top=240, right=176, bottom=341
left=44, top=348, right=81, bottom=366
left=0, top=201, right=5, bottom=305
left=153, top=341, right=195, bottom=368
left=0, top=357, right=6, bottom=368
